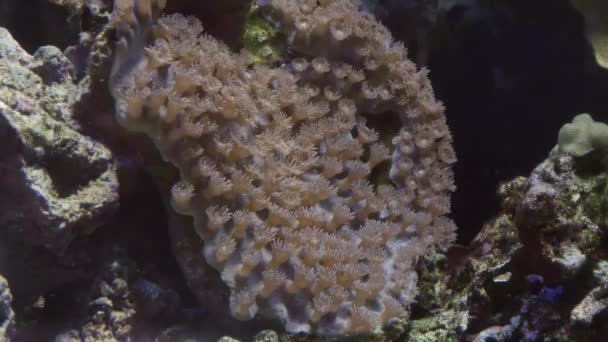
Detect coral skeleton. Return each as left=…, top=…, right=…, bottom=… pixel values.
left=109, top=0, right=457, bottom=335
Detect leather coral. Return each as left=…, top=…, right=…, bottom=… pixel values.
left=109, top=0, right=457, bottom=335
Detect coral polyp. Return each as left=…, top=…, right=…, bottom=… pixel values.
left=109, top=0, right=456, bottom=335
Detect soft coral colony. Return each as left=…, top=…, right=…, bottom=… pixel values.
left=109, top=0, right=457, bottom=336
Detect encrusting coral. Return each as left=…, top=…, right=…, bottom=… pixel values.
left=557, top=113, right=608, bottom=159
left=109, top=0, right=457, bottom=336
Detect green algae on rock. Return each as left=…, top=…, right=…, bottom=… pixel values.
left=242, top=5, right=285, bottom=65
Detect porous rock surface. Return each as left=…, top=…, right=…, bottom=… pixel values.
left=0, top=27, right=118, bottom=254
left=429, top=116, right=608, bottom=341
left=54, top=247, right=138, bottom=342
left=0, top=275, right=15, bottom=342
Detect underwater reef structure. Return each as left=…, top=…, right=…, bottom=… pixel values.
left=381, top=113, right=608, bottom=341
left=0, top=26, right=118, bottom=254
left=0, top=275, right=15, bottom=341
left=0, top=0, right=607, bottom=340
left=109, top=0, right=457, bottom=335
